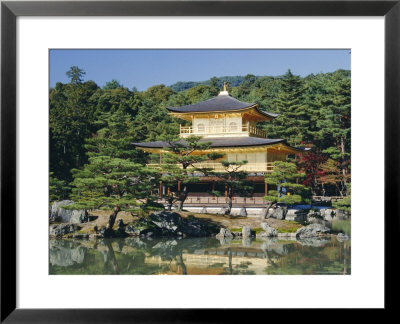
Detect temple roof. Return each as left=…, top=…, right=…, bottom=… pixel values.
left=166, top=93, right=278, bottom=119
left=133, top=137, right=307, bottom=152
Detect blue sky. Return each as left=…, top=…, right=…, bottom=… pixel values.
left=50, top=49, right=350, bottom=91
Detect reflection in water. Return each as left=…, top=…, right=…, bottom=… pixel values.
left=49, top=236, right=351, bottom=275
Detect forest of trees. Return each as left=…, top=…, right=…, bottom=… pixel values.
left=50, top=67, right=351, bottom=208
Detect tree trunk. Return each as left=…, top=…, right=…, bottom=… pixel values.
left=106, top=206, right=120, bottom=230
left=228, top=248, right=233, bottom=275
left=167, top=197, right=173, bottom=211
left=104, top=239, right=119, bottom=274
left=262, top=200, right=277, bottom=220
left=226, top=188, right=233, bottom=215
left=176, top=251, right=187, bottom=275
left=340, top=136, right=348, bottom=194
left=177, top=185, right=188, bottom=212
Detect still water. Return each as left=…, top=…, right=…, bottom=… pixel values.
left=49, top=235, right=350, bottom=275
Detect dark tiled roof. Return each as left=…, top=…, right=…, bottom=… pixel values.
left=166, top=94, right=278, bottom=118
left=133, top=137, right=305, bottom=150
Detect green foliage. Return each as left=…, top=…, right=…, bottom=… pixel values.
left=156, top=136, right=223, bottom=209
left=49, top=172, right=71, bottom=202
left=331, top=219, right=351, bottom=235
left=184, top=85, right=214, bottom=104
left=103, top=79, right=122, bottom=90
left=68, top=106, right=161, bottom=214
left=332, top=184, right=351, bottom=212
left=69, top=156, right=158, bottom=211
left=66, top=66, right=86, bottom=84
left=169, top=76, right=247, bottom=92
left=265, top=161, right=311, bottom=204
left=143, top=84, right=176, bottom=105
left=85, top=110, right=146, bottom=163
left=49, top=80, right=99, bottom=180
left=207, top=160, right=253, bottom=214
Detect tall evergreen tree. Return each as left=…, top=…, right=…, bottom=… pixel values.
left=264, top=70, right=308, bottom=146
left=318, top=71, right=351, bottom=194
left=66, top=66, right=86, bottom=84
left=49, top=80, right=99, bottom=180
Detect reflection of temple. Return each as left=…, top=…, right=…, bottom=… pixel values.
left=49, top=238, right=350, bottom=275
left=141, top=245, right=280, bottom=275
left=134, top=87, right=306, bottom=206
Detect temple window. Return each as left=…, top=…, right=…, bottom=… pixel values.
left=229, top=122, right=238, bottom=132
left=197, top=123, right=205, bottom=133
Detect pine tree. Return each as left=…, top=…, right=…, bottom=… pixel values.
left=208, top=160, right=253, bottom=216
left=318, top=71, right=351, bottom=194
left=70, top=156, right=159, bottom=237
left=157, top=135, right=223, bottom=211
left=265, top=161, right=311, bottom=209
left=332, top=183, right=351, bottom=212
left=49, top=172, right=71, bottom=202
left=85, top=111, right=146, bottom=163
left=264, top=70, right=309, bottom=146
left=49, top=80, right=99, bottom=181
left=68, top=110, right=160, bottom=237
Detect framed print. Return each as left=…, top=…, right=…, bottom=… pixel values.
left=1, top=0, right=399, bottom=321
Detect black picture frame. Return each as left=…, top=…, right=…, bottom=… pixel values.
left=1, top=0, right=398, bottom=322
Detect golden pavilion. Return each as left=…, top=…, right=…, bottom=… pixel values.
left=134, top=85, right=306, bottom=206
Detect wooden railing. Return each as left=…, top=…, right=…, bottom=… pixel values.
left=180, top=124, right=266, bottom=138
left=147, top=162, right=274, bottom=173
left=157, top=196, right=268, bottom=206
left=312, top=196, right=346, bottom=202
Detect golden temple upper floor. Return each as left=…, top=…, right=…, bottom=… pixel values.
left=166, top=90, right=277, bottom=139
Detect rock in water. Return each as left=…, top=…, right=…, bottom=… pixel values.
left=49, top=223, right=77, bottom=237
left=257, top=223, right=278, bottom=237
left=297, top=236, right=331, bottom=247
left=49, top=240, right=86, bottom=267
left=320, top=208, right=336, bottom=222
left=242, top=226, right=252, bottom=238
left=146, top=211, right=220, bottom=238
left=50, top=200, right=88, bottom=223
left=242, top=237, right=252, bottom=246
left=296, top=223, right=331, bottom=238
left=216, top=228, right=233, bottom=239
left=201, top=207, right=207, bottom=214
left=259, top=208, right=268, bottom=220
left=148, top=211, right=182, bottom=232
left=271, top=207, right=287, bottom=220
left=239, top=207, right=247, bottom=217
left=50, top=200, right=74, bottom=222
left=70, top=209, right=89, bottom=223
left=336, top=233, right=349, bottom=242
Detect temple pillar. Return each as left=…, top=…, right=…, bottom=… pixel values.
left=225, top=184, right=228, bottom=197
left=264, top=179, right=268, bottom=196
left=178, top=181, right=181, bottom=191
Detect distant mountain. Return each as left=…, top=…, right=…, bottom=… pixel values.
left=169, top=76, right=258, bottom=92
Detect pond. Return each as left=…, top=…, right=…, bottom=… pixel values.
left=49, top=235, right=350, bottom=275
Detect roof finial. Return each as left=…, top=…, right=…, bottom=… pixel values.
left=219, top=82, right=229, bottom=96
